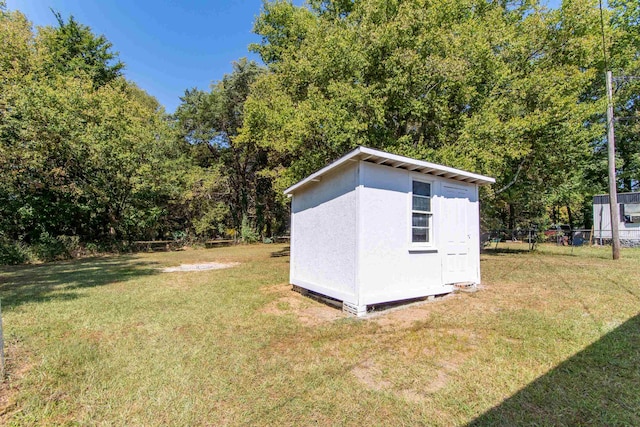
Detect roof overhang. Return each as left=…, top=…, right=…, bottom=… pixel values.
left=284, top=146, right=495, bottom=195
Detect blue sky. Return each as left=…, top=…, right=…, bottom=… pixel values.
left=7, top=0, right=563, bottom=113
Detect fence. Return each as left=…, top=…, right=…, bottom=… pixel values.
left=590, top=229, right=640, bottom=247
left=482, top=229, right=640, bottom=250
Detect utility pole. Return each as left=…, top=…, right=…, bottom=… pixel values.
left=606, top=70, right=621, bottom=260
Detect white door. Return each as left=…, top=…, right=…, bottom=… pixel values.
left=441, top=185, right=472, bottom=284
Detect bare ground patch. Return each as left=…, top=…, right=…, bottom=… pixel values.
left=260, top=286, right=344, bottom=326
left=351, top=359, right=392, bottom=392
left=351, top=358, right=455, bottom=401
left=0, top=339, right=33, bottom=422
left=369, top=293, right=459, bottom=329
left=351, top=326, right=479, bottom=403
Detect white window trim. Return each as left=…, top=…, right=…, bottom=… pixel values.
left=409, top=176, right=434, bottom=248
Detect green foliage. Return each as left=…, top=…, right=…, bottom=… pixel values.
left=182, top=166, right=231, bottom=238
left=240, top=215, right=260, bottom=243
left=243, top=0, right=636, bottom=230
left=610, top=0, right=640, bottom=192
left=0, top=7, right=195, bottom=263
left=3, top=0, right=639, bottom=263
left=174, top=58, right=284, bottom=239
left=0, top=238, right=31, bottom=265
left=31, top=232, right=68, bottom=262
left=38, top=11, right=124, bottom=87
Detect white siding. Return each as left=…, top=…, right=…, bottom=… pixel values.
left=593, top=203, right=640, bottom=241
left=290, top=162, right=358, bottom=303
left=357, top=162, right=480, bottom=306
left=289, top=158, right=484, bottom=309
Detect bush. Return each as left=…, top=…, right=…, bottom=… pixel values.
left=240, top=217, right=259, bottom=244
left=0, top=239, right=32, bottom=265
left=32, top=232, right=69, bottom=262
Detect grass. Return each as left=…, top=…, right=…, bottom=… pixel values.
left=0, top=243, right=639, bottom=425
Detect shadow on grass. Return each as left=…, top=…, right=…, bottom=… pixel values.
left=270, top=246, right=290, bottom=258
left=468, top=314, right=640, bottom=426
left=481, top=247, right=532, bottom=256
left=0, top=256, right=159, bottom=310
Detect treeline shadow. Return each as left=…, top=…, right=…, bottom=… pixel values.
left=481, top=247, right=532, bottom=256
left=0, top=256, right=160, bottom=310
left=468, top=314, right=640, bottom=426
left=270, top=246, right=290, bottom=258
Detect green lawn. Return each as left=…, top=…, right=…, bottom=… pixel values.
left=1, top=244, right=639, bottom=425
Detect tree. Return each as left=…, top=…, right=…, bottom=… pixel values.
left=37, top=11, right=124, bottom=87
left=175, top=58, right=285, bottom=239
left=0, top=7, right=191, bottom=260
left=610, top=0, right=640, bottom=192
left=243, top=0, right=608, bottom=229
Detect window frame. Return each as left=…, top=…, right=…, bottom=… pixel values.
left=410, top=177, right=434, bottom=247
left=622, top=203, right=640, bottom=224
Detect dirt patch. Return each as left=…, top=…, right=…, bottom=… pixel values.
left=352, top=359, right=392, bottom=391
left=350, top=327, right=478, bottom=403
left=160, top=262, right=239, bottom=273
left=297, top=306, right=343, bottom=326
left=259, top=283, right=291, bottom=294
left=260, top=288, right=344, bottom=326
left=369, top=293, right=458, bottom=329
left=351, top=358, right=452, bottom=400
left=0, top=340, right=33, bottom=422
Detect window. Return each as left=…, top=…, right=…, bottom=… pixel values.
left=412, top=180, right=432, bottom=243
left=622, top=203, right=640, bottom=223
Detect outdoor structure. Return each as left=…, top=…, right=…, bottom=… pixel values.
left=284, top=146, right=495, bottom=316
left=593, top=192, right=640, bottom=247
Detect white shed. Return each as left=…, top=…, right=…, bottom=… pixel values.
left=593, top=192, right=640, bottom=247
left=284, top=146, right=495, bottom=316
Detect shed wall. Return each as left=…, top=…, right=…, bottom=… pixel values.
left=593, top=202, right=640, bottom=241
left=357, top=162, right=480, bottom=305
left=290, top=162, right=358, bottom=303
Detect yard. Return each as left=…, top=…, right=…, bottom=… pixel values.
left=0, top=243, right=639, bottom=425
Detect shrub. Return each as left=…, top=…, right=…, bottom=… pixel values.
left=240, top=217, right=259, bottom=244
left=0, top=239, right=31, bottom=265
left=32, top=232, right=69, bottom=262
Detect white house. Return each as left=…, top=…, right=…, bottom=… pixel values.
left=284, top=146, right=495, bottom=316
left=593, top=192, right=640, bottom=247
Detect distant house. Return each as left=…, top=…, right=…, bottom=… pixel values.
left=593, top=192, right=640, bottom=247
left=284, top=146, right=495, bottom=316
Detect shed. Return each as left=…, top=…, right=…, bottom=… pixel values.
left=593, top=192, right=640, bottom=247
left=284, top=146, right=495, bottom=316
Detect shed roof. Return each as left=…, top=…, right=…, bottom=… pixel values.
left=284, top=146, right=495, bottom=195
left=593, top=192, right=640, bottom=205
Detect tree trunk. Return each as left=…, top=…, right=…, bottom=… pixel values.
left=508, top=204, right=515, bottom=231
left=566, top=205, right=573, bottom=229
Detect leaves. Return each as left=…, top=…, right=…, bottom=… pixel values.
left=0, top=8, right=190, bottom=246
left=241, top=0, right=634, bottom=229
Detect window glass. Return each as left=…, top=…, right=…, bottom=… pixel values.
left=413, top=181, right=430, bottom=197
left=412, top=227, right=428, bottom=243
left=412, top=195, right=430, bottom=211
left=412, top=228, right=429, bottom=243
left=411, top=180, right=431, bottom=243
left=412, top=213, right=427, bottom=227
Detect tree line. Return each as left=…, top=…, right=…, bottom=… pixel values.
left=1, top=0, right=638, bottom=263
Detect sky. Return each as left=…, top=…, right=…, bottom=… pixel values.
left=7, top=0, right=563, bottom=114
